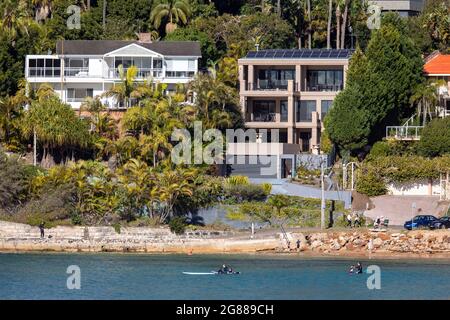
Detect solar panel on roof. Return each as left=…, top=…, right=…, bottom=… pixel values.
left=265, top=51, right=276, bottom=58
left=247, top=51, right=257, bottom=58
left=310, top=51, right=321, bottom=58
left=275, top=50, right=284, bottom=58
left=255, top=51, right=266, bottom=58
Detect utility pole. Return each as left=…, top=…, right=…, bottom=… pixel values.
left=33, top=128, right=37, bottom=166
left=102, top=0, right=107, bottom=29
left=320, top=161, right=326, bottom=229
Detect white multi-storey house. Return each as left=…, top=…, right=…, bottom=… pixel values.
left=25, top=39, right=202, bottom=109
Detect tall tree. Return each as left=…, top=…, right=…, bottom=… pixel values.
left=150, top=0, right=191, bottom=34
left=326, top=0, right=333, bottom=49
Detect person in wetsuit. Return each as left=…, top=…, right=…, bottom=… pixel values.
left=356, top=262, right=363, bottom=274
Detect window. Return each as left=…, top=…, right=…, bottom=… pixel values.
left=252, top=100, right=276, bottom=122
left=257, top=69, right=295, bottom=89
left=28, top=58, right=61, bottom=77
left=306, top=70, right=343, bottom=91
left=166, top=71, right=195, bottom=78
left=321, top=100, right=333, bottom=120
left=296, top=100, right=316, bottom=122
left=280, top=100, right=288, bottom=122
left=188, top=59, right=196, bottom=70
left=67, top=88, right=94, bottom=102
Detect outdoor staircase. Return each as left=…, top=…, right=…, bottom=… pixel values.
left=386, top=114, right=423, bottom=141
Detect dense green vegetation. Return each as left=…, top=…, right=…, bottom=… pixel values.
left=0, top=0, right=449, bottom=223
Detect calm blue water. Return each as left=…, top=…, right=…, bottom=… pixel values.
left=0, top=253, right=449, bottom=300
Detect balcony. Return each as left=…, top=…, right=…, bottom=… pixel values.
left=303, top=84, right=343, bottom=92
left=249, top=113, right=277, bottom=122
left=166, top=71, right=195, bottom=78
left=107, top=68, right=163, bottom=79
left=64, top=67, right=90, bottom=77
left=28, top=67, right=61, bottom=78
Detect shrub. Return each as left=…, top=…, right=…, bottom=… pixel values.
left=169, top=217, right=187, bottom=235
left=113, top=222, right=121, bottom=234
left=417, top=117, right=450, bottom=157
left=368, top=141, right=391, bottom=158
left=261, top=183, right=272, bottom=196
left=356, top=168, right=387, bottom=197
left=225, top=175, right=250, bottom=186
left=223, top=183, right=267, bottom=203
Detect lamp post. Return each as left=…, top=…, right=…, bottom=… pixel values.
left=411, top=202, right=417, bottom=230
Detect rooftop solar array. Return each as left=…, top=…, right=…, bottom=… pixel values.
left=245, top=49, right=354, bottom=59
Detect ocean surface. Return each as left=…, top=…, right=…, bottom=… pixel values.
left=0, top=253, right=449, bottom=300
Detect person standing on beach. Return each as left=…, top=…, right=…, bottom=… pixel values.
left=296, top=239, right=301, bottom=251
left=39, top=222, right=45, bottom=238
left=346, top=213, right=353, bottom=227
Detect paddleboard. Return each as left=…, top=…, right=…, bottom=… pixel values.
left=182, top=272, right=217, bottom=275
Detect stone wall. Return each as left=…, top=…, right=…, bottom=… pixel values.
left=286, top=229, right=450, bottom=255
left=0, top=221, right=280, bottom=254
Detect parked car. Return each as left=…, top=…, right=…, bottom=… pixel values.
left=404, top=215, right=439, bottom=230
left=430, top=216, right=450, bottom=229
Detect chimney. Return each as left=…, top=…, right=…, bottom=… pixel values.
left=137, top=33, right=152, bottom=43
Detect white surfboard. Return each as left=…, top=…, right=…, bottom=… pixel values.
left=182, top=272, right=217, bottom=275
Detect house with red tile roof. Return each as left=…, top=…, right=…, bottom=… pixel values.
left=424, top=51, right=450, bottom=116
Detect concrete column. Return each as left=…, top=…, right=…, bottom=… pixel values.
left=238, top=65, right=244, bottom=82
left=275, top=99, right=280, bottom=122
left=288, top=80, right=294, bottom=93
left=288, top=95, right=295, bottom=144
left=295, top=65, right=301, bottom=92
left=311, top=112, right=319, bottom=153
left=240, top=96, right=246, bottom=118
left=248, top=64, right=254, bottom=89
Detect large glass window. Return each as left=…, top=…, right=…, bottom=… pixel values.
left=153, top=58, right=163, bottom=69
left=252, top=100, right=276, bottom=122
left=28, top=58, right=61, bottom=77
left=280, top=100, right=288, bottom=122
left=296, top=100, right=316, bottom=122
left=257, top=69, right=295, bottom=90
left=67, top=88, right=94, bottom=102
left=321, top=100, right=333, bottom=120
left=306, top=70, right=343, bottom=91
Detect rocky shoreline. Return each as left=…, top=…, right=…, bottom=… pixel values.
left=0, top=221, right=449, bottom=258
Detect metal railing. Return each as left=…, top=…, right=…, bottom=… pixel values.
left=386, top=126, right=423, bottom=141
left=64, top=67, right=90, bottom=77
left=165, top=71, right=195, bottom=78
left=107, top=68, right=161, bottom=79
left=303, top=84, right=343, bottom=92
left=249, top=113, right=277, bottom=122
left=27, top=67, right=61, bottom=77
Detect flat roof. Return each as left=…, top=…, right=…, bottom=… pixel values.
left=243, top=49, right=354, bottom=60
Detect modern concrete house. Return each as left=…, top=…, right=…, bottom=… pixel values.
left=227, top=49, right=352, bottom=179
left=369, top=0, right=425, bottom=16
left=25, top=39, right=201, bottom=110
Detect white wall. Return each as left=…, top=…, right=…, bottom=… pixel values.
left=387, top=179, right=442, bottom=196
left=89, top=58, right=103, bottom=77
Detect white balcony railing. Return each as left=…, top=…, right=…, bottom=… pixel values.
left=28, top=67, right=61, bottom=77
left=107, top=68, right=163, bottom=79
left=64, top=67, right=90, bottom=77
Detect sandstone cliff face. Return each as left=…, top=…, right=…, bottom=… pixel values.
left=1, top=221, right=449, bottom=256
left=287, top=230, right=450, bottom=255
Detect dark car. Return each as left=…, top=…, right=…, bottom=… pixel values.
left=404, top=215, right=438, bottom=230
left=430, top=216, right=450, bottom=229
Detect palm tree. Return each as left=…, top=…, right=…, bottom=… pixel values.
left=31, top=0, right=52, bottom=22
left=410, top=80, right=445, bottom=126
left=103, top=65, right=138, bottom=108
left=0, top=0, right=31, bottom=44
left=150, top=0, right=191, bottom=34
left=336, top=0, right=342, bottom=49
left=326, top=0, right=333, bottom=49
left=340, top=0, right=350, bottom=49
